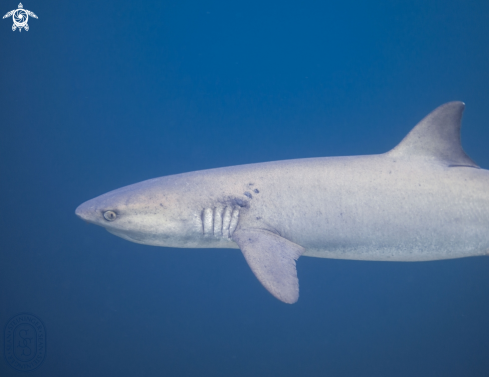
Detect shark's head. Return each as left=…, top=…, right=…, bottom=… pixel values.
left=75, top=177, right=204, bottom=247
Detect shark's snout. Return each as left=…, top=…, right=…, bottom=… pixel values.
left=75, top=204, right=85, bottom=220
left=75, top=201, right=98, bottom=223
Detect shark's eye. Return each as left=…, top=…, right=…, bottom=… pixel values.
left=103, top=211, right=117, bottom=221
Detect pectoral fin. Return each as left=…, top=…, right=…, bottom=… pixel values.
left=232, top=229, right=305, bottom=304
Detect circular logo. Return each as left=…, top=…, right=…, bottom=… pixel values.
left=4, top=313, right=46, bottom=372
left=13, top=9, right=28, bottom=28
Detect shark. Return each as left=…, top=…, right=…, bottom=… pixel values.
left=75, top=102, right=489, bottom=304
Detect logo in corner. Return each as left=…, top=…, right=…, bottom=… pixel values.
left=3, top=3, right=38, bottom=32
left=4, top=313, right=46, bottom=372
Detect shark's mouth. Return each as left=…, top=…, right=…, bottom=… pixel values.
left=105, top=227, right=148, bottom=245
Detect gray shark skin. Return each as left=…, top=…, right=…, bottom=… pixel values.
left=76, top=102, right=489, bottom=304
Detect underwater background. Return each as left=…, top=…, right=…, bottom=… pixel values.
left=2, top=0, right=489, bottom=375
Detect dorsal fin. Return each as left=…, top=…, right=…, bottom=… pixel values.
left=387, top=101, right=478, bottom=168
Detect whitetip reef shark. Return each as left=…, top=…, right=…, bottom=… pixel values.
left=76, top=102, right=489, bottom=304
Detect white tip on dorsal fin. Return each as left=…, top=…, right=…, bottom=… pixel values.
left=387, top=101, right=478, bottom=168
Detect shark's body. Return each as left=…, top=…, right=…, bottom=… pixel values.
left=76, top=102, right=489, bottom=303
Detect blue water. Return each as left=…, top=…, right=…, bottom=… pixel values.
left=2, top=0, right=489, bottom=375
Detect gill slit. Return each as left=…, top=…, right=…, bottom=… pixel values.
left=202, top=206, right=239, bottom=238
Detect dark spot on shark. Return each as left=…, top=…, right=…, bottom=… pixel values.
left=248, top=183, right=254, bottom=186
left=244, top=192, right=252, bottom=199
left=253, top=189, right=259, bottom=194
left=218, top=196, right=250, bottom=209
left=256, top=217, right=262, bottom=220
left=233, top=198, right=247, bottom=208
left=235, top=199, right=245, bottom=207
